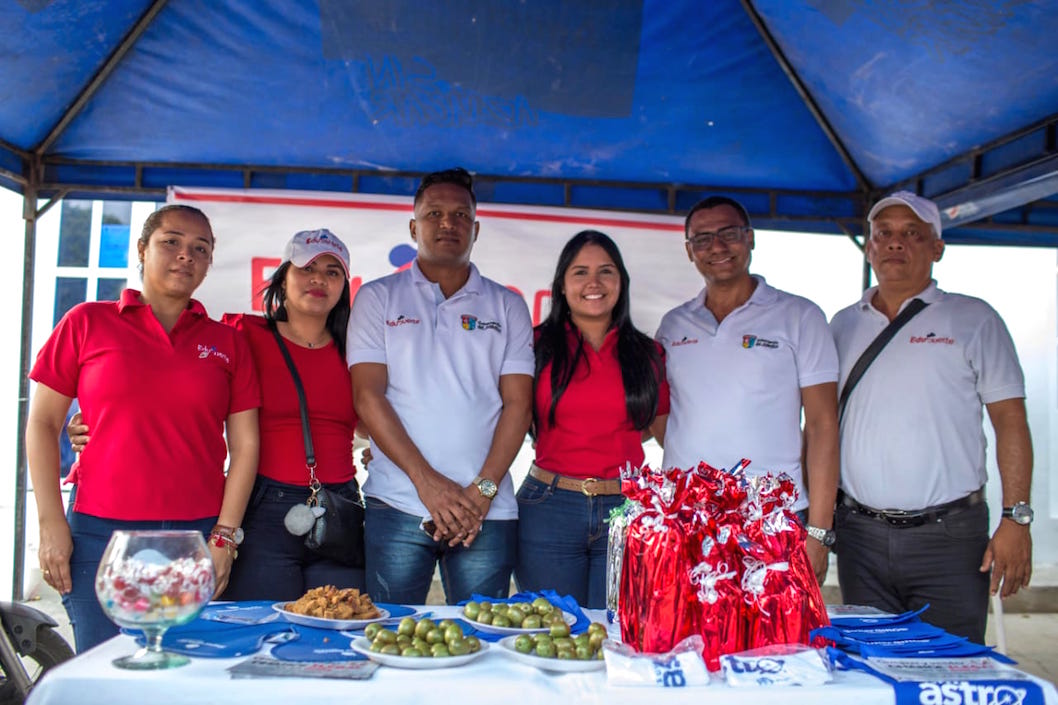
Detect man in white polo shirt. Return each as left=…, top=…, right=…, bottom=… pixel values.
left=831, top=191, right=1033, bottom=643
left=348, top=167, right=534, bottom=604
left=654, top=195, right=840, bottom=585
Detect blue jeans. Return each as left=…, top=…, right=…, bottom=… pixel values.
left=514, top=475, right=624, bottom=609
left=364, top=497, right=516, bottom=605
left=835, top=500, right=990, bottom=643
left=223, top=476, right=366, bottom=601
left=63, top=508, right=215, bottom=653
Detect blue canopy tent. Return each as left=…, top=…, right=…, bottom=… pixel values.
left=3, top=0, right=1058, bottom=597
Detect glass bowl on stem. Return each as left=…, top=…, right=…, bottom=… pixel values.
left=95, top=530, right=215, bottom=669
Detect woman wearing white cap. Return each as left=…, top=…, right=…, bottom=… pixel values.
left=220, top=228, right=365, bottom=599
left=70, top=228, right=364, bottom=600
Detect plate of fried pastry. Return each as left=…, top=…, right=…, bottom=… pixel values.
left=273, top=585, right=390, bottom=630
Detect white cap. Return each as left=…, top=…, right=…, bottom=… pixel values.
left=282, top=229, right=350, bottom=276
left=868, top=191, right=943, bottom=239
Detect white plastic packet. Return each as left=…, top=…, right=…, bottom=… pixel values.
left=603, top=635, right=713, bottom=687
left=720, top=643, right=832, bottom=687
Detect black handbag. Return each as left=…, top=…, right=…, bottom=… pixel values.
left=270, top=323, right=365, bottom=568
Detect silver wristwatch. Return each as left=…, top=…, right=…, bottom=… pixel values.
left=805, top=524, right=837, bottom=548
left=1001, top=502, right=1034, bottom=526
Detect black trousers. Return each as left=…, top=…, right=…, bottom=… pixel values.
left=835, top=500, right=990, bottom=644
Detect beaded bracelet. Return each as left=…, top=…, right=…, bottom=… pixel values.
left=208, top=532, right=239, bottom=560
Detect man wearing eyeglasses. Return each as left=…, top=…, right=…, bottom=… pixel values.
left=653, top=196, right=840, bottom=586
left=830, top=191, right=1032, bottom=643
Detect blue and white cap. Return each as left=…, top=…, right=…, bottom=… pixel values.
left=282, top=228, right=350, bottom=277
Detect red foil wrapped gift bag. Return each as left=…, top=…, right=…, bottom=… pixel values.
left=689, top=523, right=744, bottom=670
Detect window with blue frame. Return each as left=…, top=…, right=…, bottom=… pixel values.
left=57, top=200, right=91, bottom=268
left=100, top=202, right=131, bottom=268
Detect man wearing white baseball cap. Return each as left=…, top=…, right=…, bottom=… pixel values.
left=831, top=190, right=1033, bottom=643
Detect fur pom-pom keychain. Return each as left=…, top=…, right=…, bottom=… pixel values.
left=284, top=502, right=325, bottom=536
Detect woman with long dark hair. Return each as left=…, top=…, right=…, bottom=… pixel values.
left=515, top=230, right=668, bottom=608
left=221, top=228, right=365, bottom=599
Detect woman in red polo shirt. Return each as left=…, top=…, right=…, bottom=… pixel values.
left=221, top=229, right=364, bottom=600
left=26, top=205, right=261, bottom=652
left=515, top=230, right=668, bottom=608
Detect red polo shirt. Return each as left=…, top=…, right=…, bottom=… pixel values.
left=223, top=314, right=357, bottom=485
left=533, top=325, right=669, bottom=479
left=30, top=289, right=261, bottom=520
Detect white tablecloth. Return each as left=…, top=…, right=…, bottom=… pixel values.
left=26, top=607, right=1058, bottom=705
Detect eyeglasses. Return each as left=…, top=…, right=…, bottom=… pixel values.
left=869, top=226, right=932, bottom=244
left=685, top=225, right=749, bottom=250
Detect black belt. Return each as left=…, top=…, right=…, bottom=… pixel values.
left=841, top=488, right=984, bottom=528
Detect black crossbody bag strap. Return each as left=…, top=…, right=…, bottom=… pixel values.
left=269, top=322, right=315, bottom=467
left=838, top=298, right=929, bottom=422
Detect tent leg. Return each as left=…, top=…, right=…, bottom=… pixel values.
left=13, top=186, right=39, bottom=602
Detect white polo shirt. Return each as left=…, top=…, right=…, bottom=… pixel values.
left=831, top=280, right=1025, bottom=510
left=347, top=261, right=535, bottom=520
left=655, top=275, right=838, bottom=510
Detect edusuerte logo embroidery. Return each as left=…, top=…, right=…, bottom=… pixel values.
left=910, top=332, right=955, bottom=345
left=196, top=344, right=230, bottom=364
left=386, top=314, right=421, bottom=327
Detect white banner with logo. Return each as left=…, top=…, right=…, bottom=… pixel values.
left=168, top=186, right=704, bottom=334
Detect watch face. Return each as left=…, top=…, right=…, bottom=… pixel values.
left=477, top=479, right=498, bottom=499
left=232, top=527, right=245, bottom=544
left=1011, top=503, right=1034, bottom=525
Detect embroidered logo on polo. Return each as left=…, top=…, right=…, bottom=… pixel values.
left=461, top=314, right=502, bottom=333
left=742, top=334, right=779, bottom=349
left=196, top=344, right=230, bottom=364
left=385, top=314, right=421, bottom=327
left=909, top=332, right=955, bottom=345
left=670, top=336, right=699, bottom=347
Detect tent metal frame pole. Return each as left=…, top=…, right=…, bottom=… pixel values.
left=13, top=167, right=38, bottom=602
left=739, top=0, right=871, bottom=194
left=12, top=153, right=66, bottom=601
left=36, top=0, right=170, bottom=156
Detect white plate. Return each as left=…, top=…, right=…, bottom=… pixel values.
left=272, top=602, right=390, bottom=630
left=467, top=609, right=577, bottom=636
left=497, top=635, right=606, bottom=673
left=350, top=637, right=489, bottom=669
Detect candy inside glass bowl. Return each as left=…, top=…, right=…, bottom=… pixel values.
left=95, top=530, right=215, bottom=669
